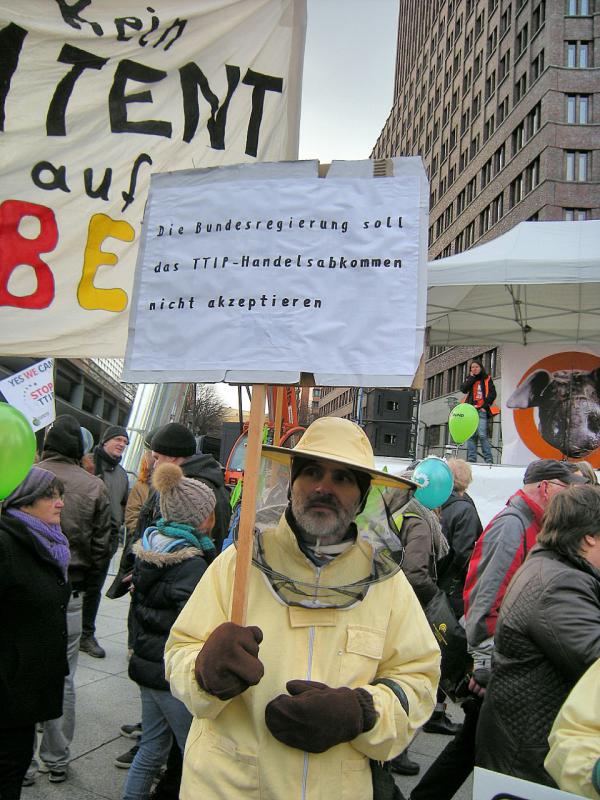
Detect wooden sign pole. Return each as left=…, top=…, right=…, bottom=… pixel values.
left=230, top=383, right=266, bottom=626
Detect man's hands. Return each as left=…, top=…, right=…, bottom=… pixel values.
left=265, top=680, right=377, bottom=753
left=468, top=667, right=490, bottom=698
left=194, top=622, right=264, bottom=700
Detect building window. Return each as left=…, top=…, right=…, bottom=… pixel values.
left=431, top=155, right=439, bottom=176
left=461, top=108, right=471, bottom=134
left=498, top=95, right=509, bottom=122
left=487, top=27, right=498, bottom=57
left=525, top=156, right=540, bottom=192
left=527, top=102, right=541, bottom=136
left=512, top=119, right=525, bottom=154
left=475, top=11, right=485, bottom=38
left=499, top=49, right=511, bottom=81
left=448, top=165, right=456, bottom=186
left=474, top=50, right=483, bottom=77
left=465, top=29, right=473, bottom=55
left=484, top=114, right=495, bottom=141
left=516, top=24, right=528, bottom=57
left=565, top=150, right=589, bottom=181
left=500, top=6, right=512, bottom=35
left=566, top=41, right=591, bottom=68
left=470, top=133, right=480, bottom=158
left=514, top=73, right=527, bottom=102
left=531, top=49, right=545, bottom=82
left=567, top=94, right=590, bottom=124
left=463, top=68, right=472, bottom=96
left=510, top=173, right=524, bottom=207
left=480, top=204, right=492, bottom=235
left=444, top=204, right=454, bottom=228
left=455, top=231, right=464, bottom=252
left=464, top=220, right=476, bottom=247
left=564, top=208, right=589, bottom=220
left=384, top=433, right=397, bottom=445
left=466, top=175, right=477, bottom=203
left=472, top=91, right=482, bottom=118
left=491, top=191, right=504, bottom=223
left=459, top=147, right=469, bottom=173
left=485, top=70, right=496, bottom=100
left=457, top=188, right=466, bottom=214
left=566, top=0, right=590, bottom=15
left=481, top=157, right=493, bottom=187
left=494, top=143, right=506, bottom=172
left=532, top=1, right=545, bottom=32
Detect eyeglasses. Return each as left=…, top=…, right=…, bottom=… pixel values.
left=541, top=480, right=568, bottom=489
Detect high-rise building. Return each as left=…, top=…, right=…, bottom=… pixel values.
left=372, top=0, right=598, bottom=461
left=374, top=0, right=598, bottom=257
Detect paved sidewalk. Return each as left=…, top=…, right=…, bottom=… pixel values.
left=23, top=575, right=472, bottom=800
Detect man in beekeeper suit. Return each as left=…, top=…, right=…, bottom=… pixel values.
left=165, top=416, right=440, bottom=799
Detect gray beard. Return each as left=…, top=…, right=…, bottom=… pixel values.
left=291, top=495, right=357, bottom=546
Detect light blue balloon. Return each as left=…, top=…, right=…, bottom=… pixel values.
left=413, top=457, right=453, bottom=510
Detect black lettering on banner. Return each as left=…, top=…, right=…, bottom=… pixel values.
left=490, top=794, right=528, bottom=800
left=179, top=63, right=240, bottom=146
left=47, top=44, right=108, bottom=136
left=121, top=152, right=152, bottom=211
left=109, top=59, right=172, bottom=137
left=0, top=23, right=28, bottom=132
left=242, top=69, right=283, bottom=157
left=31, top=161, right=71, bottom=193
left=84, top=166, right=112, bottom=200
left=55, top=0, right=104, bottom=37
left=114, top=16, right=143, bottom=41
left=138, top=9, right=159, bottom=46
left=147, top=18, right=187, bottom=51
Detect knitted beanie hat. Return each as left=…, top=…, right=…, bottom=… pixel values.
left=101, top=425, right=129, bottom=445
left=3, top=466, right=58, bottom=509
left=152, top=463, right=216, bottom=528
left=151, top=423, right=196, bottom=458
left=44, top=414, right=84, bottom=459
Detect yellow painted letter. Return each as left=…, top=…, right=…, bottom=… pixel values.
left=78, top=213, right=134, bottom=312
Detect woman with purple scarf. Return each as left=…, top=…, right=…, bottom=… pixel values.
left=0, top=466, right=71, bottom=800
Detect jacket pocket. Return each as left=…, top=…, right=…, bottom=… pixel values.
left=339, top=626, right=386, bottom=684
left=342, top=756, right=370, bottom=800
left=186, top=725, right=260, bottom=797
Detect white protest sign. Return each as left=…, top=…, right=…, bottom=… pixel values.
left=0, top=0, right=305, bottom=357
left=123, top=158, right=428, bottom=386
left=473, top=768, right=583, bottom=800
left=0, top=358, right=55, bottom=431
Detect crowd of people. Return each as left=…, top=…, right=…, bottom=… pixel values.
left=0, top=410, right=599, bottom=800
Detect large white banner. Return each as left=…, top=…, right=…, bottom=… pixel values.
left=501, top=343, right=600, bottom=467
left=123, top=158, right=428, bottom=387
left=0, top=0, right=305, bottom=356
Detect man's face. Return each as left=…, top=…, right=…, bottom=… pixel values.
left=290, top=458, right=362, bottom=545
left=537, top=478, right=570, bottom=509
left=470, top=363, right=482, bottom=376
left=103, top=435, right=128, bottom=458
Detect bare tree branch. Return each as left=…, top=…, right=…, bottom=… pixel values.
left=185, top=384, right=228, bottom=436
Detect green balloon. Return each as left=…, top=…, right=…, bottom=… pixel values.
left=0, top=404, right=37, bottom=500
left=448, top=404, right=480, bottom=445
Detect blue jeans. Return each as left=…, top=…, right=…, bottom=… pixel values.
left=466, top=409, right=493, bottom=464
left=122, top=687, right=191, bottom=800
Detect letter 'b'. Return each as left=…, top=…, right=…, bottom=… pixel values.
left=0, top=200, right=58, bottom=308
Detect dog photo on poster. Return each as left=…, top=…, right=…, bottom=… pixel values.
left=501, top=344, right=600, bottom=467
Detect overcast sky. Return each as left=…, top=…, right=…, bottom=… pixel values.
left=217, top=0, right=399, bottom=409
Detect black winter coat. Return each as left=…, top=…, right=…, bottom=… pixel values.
left=476, top=544, right=600, bottom=786
left=438, top=492, right=482, bottom=615
left=0, top=515, right=70, bottom=727
left=128, top=542, right=209, bottom=691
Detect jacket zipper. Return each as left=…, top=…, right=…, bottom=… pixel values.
left=302, top=567, right=320, bottom=800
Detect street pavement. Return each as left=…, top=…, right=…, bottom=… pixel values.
left=23, top=562, right=472, bottom=800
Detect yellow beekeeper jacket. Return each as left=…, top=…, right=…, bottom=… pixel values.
left=545, top=658, right=600, bottom=799
left=165, top=514, right=440, bottom=800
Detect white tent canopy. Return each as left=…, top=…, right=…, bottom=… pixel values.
left=426, top=220, right=600, bottom=346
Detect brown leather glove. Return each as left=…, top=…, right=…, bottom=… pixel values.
left=265, top=679, right=378, bottom=753
left=194, top=622, right=264, bottom=700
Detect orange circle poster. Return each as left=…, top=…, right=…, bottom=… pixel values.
left=507, top=350, right=600, bottom=468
